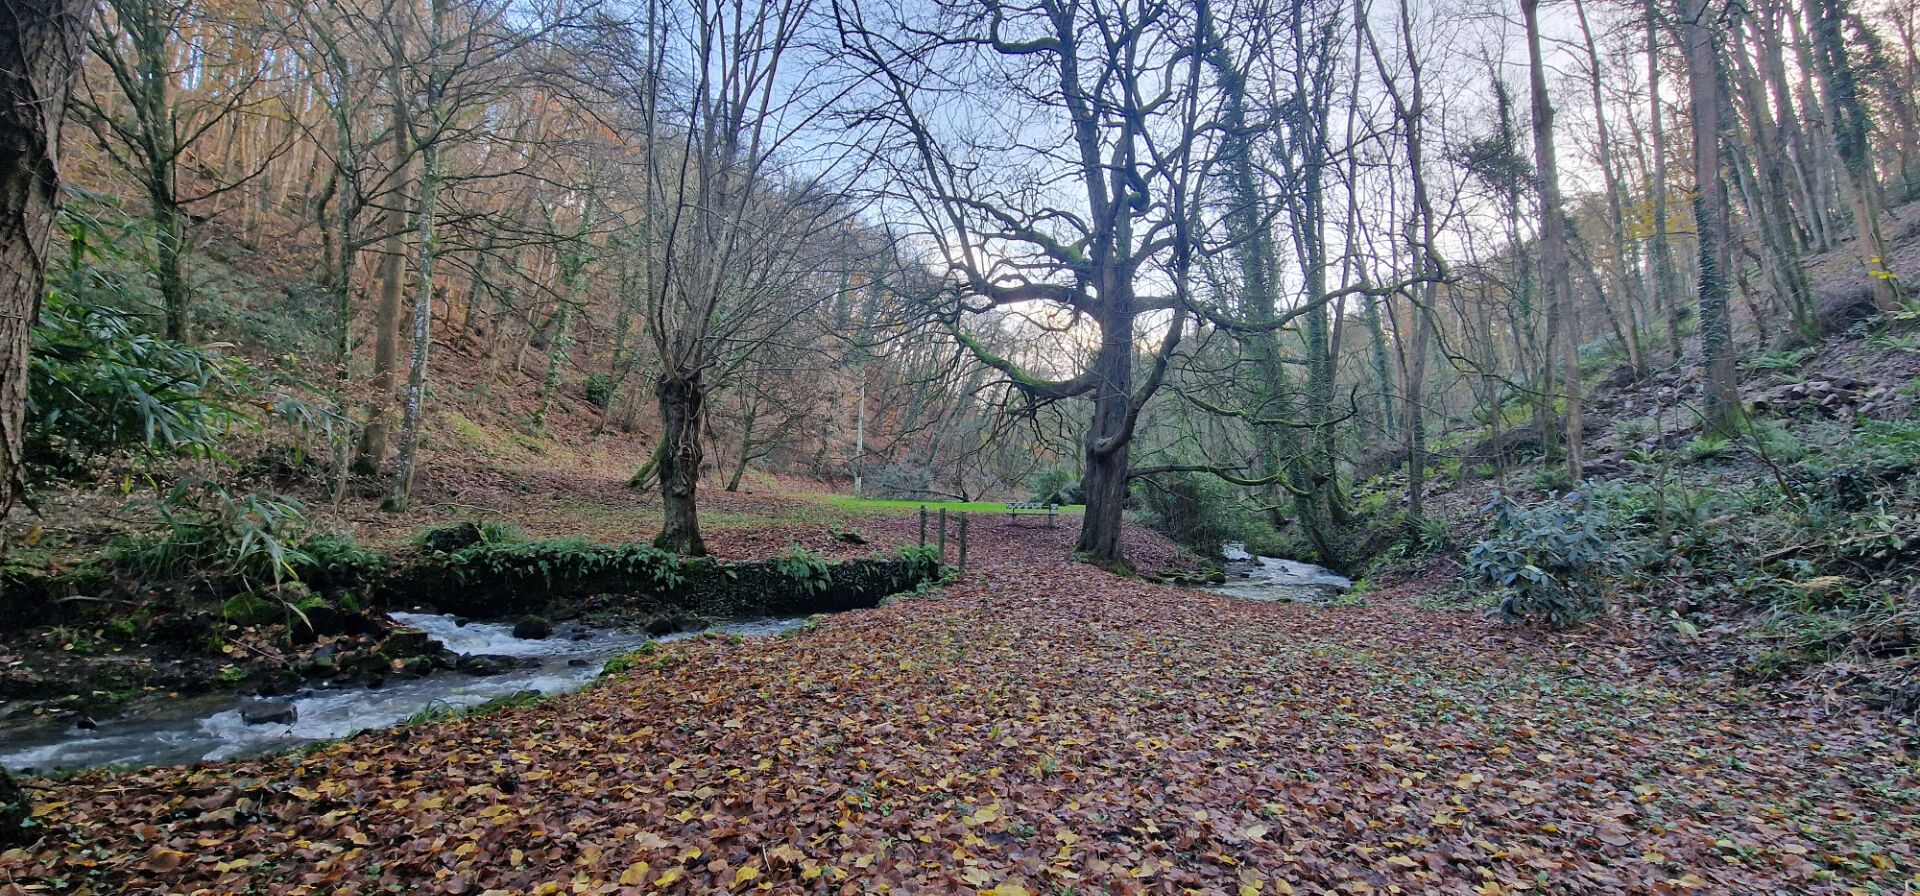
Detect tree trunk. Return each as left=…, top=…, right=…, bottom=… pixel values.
left=354, top=72, right=412, bottom=474
left=1523, top=0, right=1582, bottom=483
left=385, top=122, right=438, bottom=513
left=1075, top=306, right=1134, bottom=568
left=1686, top=0, right=1743, bottom=435
left=654, top=370, right=708, bottom=556
left=385, top=0, right=445, bottom=512
left=726, top=399, right=758, bottom=493
left=1810, top=0, right=1900, bottom=310
left=153, top=187, right=190, bottom=341
left=0, top=0, right=89, bottom=524
left=1646, top=0, right=1685, bottom=363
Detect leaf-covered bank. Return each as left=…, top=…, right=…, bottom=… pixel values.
left=4, top=522, right=1914, bottom=895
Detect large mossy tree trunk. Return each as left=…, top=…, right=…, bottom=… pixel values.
left=0, top=0, right=89, bottom=525
left=654, top=370, right=708, bottom=557
left=1076, top=315, right=1135, bottom=567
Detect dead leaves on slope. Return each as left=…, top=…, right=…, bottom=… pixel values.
left=4, top=528, right=1917, bottom=895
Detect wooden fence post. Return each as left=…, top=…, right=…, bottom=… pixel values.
left=957, top=513, right=968, bottom=573
left=919, top=506, right=927, bottom=547
left=937, top=508, right=948, bottom=564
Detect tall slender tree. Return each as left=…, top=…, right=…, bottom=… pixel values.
left=1684, top=0, right=1743, bottom=434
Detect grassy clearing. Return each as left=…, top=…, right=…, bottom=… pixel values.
left=817, top=495, right=1087, bottom=515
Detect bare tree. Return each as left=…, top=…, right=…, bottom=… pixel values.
left=75, top=0, right=292, bottom=341
left=839, top=0, right=1206, bottom=567
left=624, top=0, right=865, bottom=555
left=1521, top=0, right=1581, bottom=481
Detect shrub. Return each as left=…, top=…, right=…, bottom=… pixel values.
left=1615, top=417, right=1658, bottom=444
left=109, top=485, right=314, bottom=590
left=1742, top=346, right=1816, bottom=372
left=432, top=537, right=690, bottom=591
left=1466, top=493, right=1625, bottom=629
left=864, top=462, right=934, bottom=500
left=1134, top=471, right=1249, bottom=555
left=25, top=292, right=250, bottom=479
left=1749, top=421, right=1807, bottom=464
left=291, top=532, right=388, bottom=591
left=1028, top=464, right=1084, bottom=506
left=1528, top=464, right=1574, bottom=493
left=1686, top=435, right=1733, bottom=461
left=415, top=520, right=528, bottom=553
left=772, top=545, right=833, bottom=594
left=584, top=373, right=617, bottom=409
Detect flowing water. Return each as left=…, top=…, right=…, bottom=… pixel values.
left=0, top=614, right=805, bottom=774
left=1206, top=543, right=1353, bottom=603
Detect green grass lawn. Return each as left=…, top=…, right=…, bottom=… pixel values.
left=818, top=495, right=1086, bottom=515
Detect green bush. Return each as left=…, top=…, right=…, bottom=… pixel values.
left=291, top=532, right=388, bottom=591
left=1749, top=421, right=1806, bottom=464
left=772, top=546, right=833, bottom=594
left=1686, top=435, right=1733, bottom=461
left=1028, top=464, right=1084, bottom=506
left=415, top=520, right=529, bottom=553
left=1466, top=493, right=1625, bottom=629
left=25, top=292, right=250, bottom=479
left=584, top=373, right=617, bottom=409
left=1134, top=471, right=1250, bottom=555
left=1615, top=417, right=1658, bottom=444
left=108, top=486, right=314, bottom=589
left=1742, top=346, right=1817, bottom=372
left=1528, top=465, right=1574, bottom=493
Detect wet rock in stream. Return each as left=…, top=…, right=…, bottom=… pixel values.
left=239, top=700, right=298, bottom=726
left=511, top=616, right=552, bottom=640
left=457, top=654, right=522, bottom=676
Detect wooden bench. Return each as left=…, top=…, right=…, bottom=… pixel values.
left=1005, top=502, right=1060, bottom=527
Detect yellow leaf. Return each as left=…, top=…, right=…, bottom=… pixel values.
left=618, top=861, right=651, bottom=885
left=985, top=885, right=1032, bottom=896
left=733, top=865, right=761, bottom=887
left=653, top=867, right=686, bottom=886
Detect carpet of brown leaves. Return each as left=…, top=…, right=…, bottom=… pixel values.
left=4, top=522, right=1916, bottom=895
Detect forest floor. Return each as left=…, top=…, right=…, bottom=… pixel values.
left=5, top=512, right=1917, bottom=895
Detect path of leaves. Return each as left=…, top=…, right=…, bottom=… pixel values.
left=5, top=522, right=1917, bottom=895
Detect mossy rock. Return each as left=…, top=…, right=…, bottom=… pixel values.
left=379, top=628, right=438, bottom=659
left=418, top=522, right=489, bottom=554
left=221, top=592, right=284, bottom=627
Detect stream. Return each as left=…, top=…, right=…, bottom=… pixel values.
left=0, top=613, right=805, bottom=774
left=1206, top=543, right=1353, bottom=603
